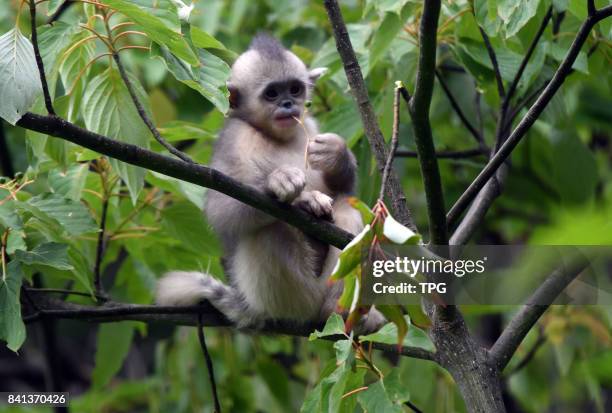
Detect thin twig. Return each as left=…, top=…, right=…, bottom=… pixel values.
left=502, top=6, right=553, bottom=114
left=405, top=400, right=424, bottom=413
left=477, top=25, right=505, bottom=98
left=93, top=196, right=109, bottom=298
left=25, top=287, right=104, bottom=301
left=113, top=51, right=192, bottom=162
left=506, top=326, right=546, bottom=376
left=197, top=314, right=222, bottom=413
left=48, top=0, right=74, bottom=24
left=588, top=0, right=596, bottom=17
left=379, top=84, right=402, bottom=200
left=435, top=70, right=484, bottom=146
left=29, top=0, right=55, bottom=115
left=101, top=14, right=194, bottom=164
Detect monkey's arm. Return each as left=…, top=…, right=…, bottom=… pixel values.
left=307, top=133, right=356, bottom=194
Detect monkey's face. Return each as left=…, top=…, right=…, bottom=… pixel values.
left=259, top=78, right=306, bottom=130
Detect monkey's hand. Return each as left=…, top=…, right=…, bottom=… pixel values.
left=307, top=133, right=349, bottom=174
left=266, top=166, right=306, bottom=202
left=293, top=190, right=333, bottom=219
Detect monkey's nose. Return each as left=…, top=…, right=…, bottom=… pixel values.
left=280, top=99, right=293, bottom=109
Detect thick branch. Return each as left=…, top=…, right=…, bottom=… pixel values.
left=446, top=11, right=611, bottom=228
left=24, top=296, right=436, bottom=361
left=409, top=0, right=447, bottom=245
left=16, top=113, right=353, bottom=249
left=323, top=0, right=416, bottom=231
left=490, top=257, right=588, bottom=370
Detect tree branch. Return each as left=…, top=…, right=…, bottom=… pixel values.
left=396, top=148, right=485, bottom=159
left=48, top=1, right=74, bottom=24
left=105, top=17, right=194, bottom=164
left=502, top=6, right=553, bottom=117
left=29, top=0, right=55, bottom=116
left=197, top=315, right=222, bottom=413
left=379, top=84, right=401, bottom=200
left=477, top=25, right=505, bottom=98
left=0, top=120, right=14, bottom=177
left=323, top=0, right=416, bottom=231
left=446, top=10, right=612, bottom=229
left=16, top=113, right=353, bottom=249
left=434, top=70, right=484, bottom=147
left=506, top=326, right=545, bottom=376
left=408, top=0, right=447, bottom=245
left=490, top=257, right=589, bottom=370
left=24, top=296, right=436, bottom=361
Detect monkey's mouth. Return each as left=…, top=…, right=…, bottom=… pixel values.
left=274, top=113, right=299, bottom=128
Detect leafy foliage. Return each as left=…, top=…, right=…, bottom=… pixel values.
left=0, top=0, right=611, bottom=412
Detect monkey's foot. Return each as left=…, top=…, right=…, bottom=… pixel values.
left=294, top=190, right=333, bottom=218
left=266, top=166, right=306, bottom=202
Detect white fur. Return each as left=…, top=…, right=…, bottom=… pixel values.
left=156, top=272, right=214, bottom=306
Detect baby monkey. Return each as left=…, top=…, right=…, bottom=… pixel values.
left=157, top=35, right=383, bottom=330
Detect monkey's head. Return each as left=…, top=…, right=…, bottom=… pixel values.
left=227, top=34, right=326, bottom=141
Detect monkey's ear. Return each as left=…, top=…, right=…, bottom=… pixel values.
left=308, top=67, right=328, bottom=84
left=227, top=83, right=240, bottom=109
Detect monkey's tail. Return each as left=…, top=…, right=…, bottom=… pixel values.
left=156, top=272, right=253, bottom=326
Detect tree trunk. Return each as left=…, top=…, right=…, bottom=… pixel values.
left=430, top=307, right=506, bottom=413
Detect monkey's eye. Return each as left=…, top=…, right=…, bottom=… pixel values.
left=264, top=87, right=279, bottom=101
left=289, top=83, right=304, bottom=96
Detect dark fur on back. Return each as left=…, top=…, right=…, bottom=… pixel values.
left=249, top=33, right=286, bottom=61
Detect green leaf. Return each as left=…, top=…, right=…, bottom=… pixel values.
left=103, top=0, right=197, bottom=65
left=161, top=201, right=221, bottom=255
left=368, top=6, right=410, bottom=69
left=37, top=22, right=77, bottom=75
left=48, top=164, right=90, bottom=201
left=158, top=120, right=215, bottom=142
left=360, top=316, right=435, bottom=352
left=15, top=242, right=73, bottom=270
left=59, top=30, right=95, bottom=121
left=337, top=271, right=359, bottom=311
left=347, top=197, right=375, bottom=224
left=358, top=380, right=403, bottom=413
left=309, top=313, right=345, bottom=340
left=256, top=358, right=291, bottom=407
left=382, top=215, right=421, bottom=245
left=47, top=0, right=64, bottom=16
left=190, top=26, right=238, bottom=63
left=0, top=28, right=43, bottom=125
left=152, top=44, right=230, bottom=114
left=376, top=305, right=408, bottom=347
left=0, top=261, right=26, bottom=352
left=550, top=131, right=598, bottom=204
left=82, top=68, right=151, bottom=203
left=0, top=202, right=23, bottom=230
left=334, top=339, right=352, bottom=364
left=27, top=193, right=98, bottom=235
left=330, top=225, right=372, bottom=281
left=92, top=322, right=136, bottom=388
left=131, top=0, right=180, bottom=32
left=498, top=0, right=541, bottom=38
